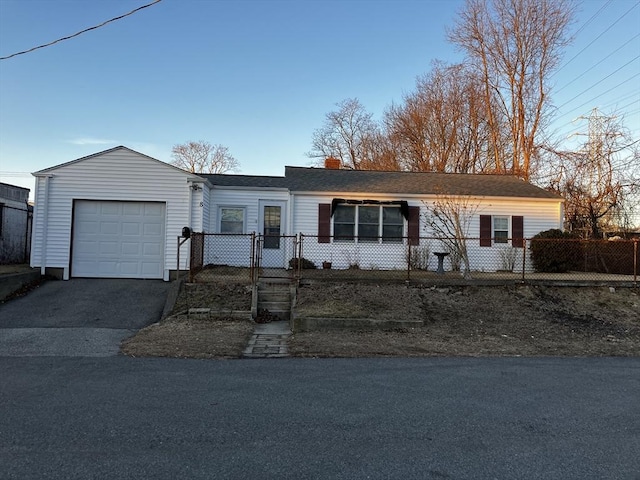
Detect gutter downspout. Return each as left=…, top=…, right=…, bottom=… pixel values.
left=38, top=175, right=53, bottom=276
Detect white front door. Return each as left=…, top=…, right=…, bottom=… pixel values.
left=258, top=200, right=286, bottom=268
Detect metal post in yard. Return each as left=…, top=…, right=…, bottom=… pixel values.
left=176, top=236, right=190, bottom=282
left=407, top=240, right=412, bottom=283
left=298, top=234, right=304, bottom=279
left=634, top=239, right=638, bottom=288
left=250, top=232, right=256, bottom=283
left=296, top=234, right=302, bottom=279
left=522, top=238, right=527, bottom=283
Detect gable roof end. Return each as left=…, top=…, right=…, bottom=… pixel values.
left=32, top=145, right=201, bottom=179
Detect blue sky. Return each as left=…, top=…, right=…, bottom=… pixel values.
left=0, top=0, right=638, bottom=200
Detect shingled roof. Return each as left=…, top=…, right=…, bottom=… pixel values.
left=204, top=167, right=561, bottom=200
left=202, top=173, right=289, bottom=189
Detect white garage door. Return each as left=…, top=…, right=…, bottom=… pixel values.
left=72, top=200, right=165, bottom=279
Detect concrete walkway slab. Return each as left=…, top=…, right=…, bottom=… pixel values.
left=244, top=321, right=291, bottom=358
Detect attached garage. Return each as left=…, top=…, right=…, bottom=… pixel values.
left=30, top=146, right=207, bottom=281
left=72, top=200, right=166, bottom=279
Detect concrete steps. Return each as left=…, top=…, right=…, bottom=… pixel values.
left=254, top=277, right=294, bottom=322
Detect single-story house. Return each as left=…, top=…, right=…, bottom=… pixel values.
left=1, top=182, right=32, bottom=264
left=30, top=146, right=563, bottom=280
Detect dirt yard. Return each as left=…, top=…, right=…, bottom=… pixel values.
left=121, top=278, right=639, bottom=359
left=121, top=279, right=254, bottom=359
left=291, top=282, right=640, bottom=357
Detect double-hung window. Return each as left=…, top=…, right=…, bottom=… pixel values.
left=333, top=204, right=403, bottom=243
left=219, top=207, right=245, bottom=234
left=493, top=216, right=509, bottom=244
left=334, top=205, right=355, bottom=241
left=480, top=215, right=524, bottom=247
left=382, top=207, right=403, bottom=242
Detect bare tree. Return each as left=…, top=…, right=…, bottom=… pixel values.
left=308, top=98, right=395, bottom=170
left=423, top=194, right=479, bottom=278
left=171, top=140, right=240, bottom=174
left=385, top=61, right=491, bottom=173
left=448, top=0, right=575, bottom=181
left=546, top=109, right=640, bottom=238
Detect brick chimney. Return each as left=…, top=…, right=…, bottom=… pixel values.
left=324, top=156, right=341, bottom=169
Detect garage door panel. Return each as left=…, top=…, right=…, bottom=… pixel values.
left=72, top=201, right=165, bottom=279
left=142, top=242, right=162, bottom=256
left=142, top=262, right=162, bottom=275
left=122, top=222, right=141, bottom=235
left=100, top=222, right=119, bottom=235
left=121, top=242, right=141, bottom=255
left=99, top=242, right=119, bottom=255
left=120, top=262, right=139, bottom=275
left=77, top=202, right=99, bottom=214
left=123, top=203, right=142, bottom=215
left=100, top=203, right=121, bottom=215
left=76, top=220, right=99, bottom=235
left=143, top=223, right=162, bottom=236
left=145, top=203, right=164, bottom=216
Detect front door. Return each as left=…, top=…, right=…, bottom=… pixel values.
left=259, top=200, right=286, bottom=268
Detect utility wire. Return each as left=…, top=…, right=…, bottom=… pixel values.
left=555, top=1, right=639, bottom=75
left=554, top=33, right=640, bottom=94
left=0, top=0, right=162, bottom=60
left=556, top=55, right=640, bottom=110
left=558, top=73, right=640, bottom=121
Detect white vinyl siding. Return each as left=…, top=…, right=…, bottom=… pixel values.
left=208, top=188, right=289, bottom=235
left=30, top=148, right=200, bottom=280
left=291, top=193, right=562, bottom=271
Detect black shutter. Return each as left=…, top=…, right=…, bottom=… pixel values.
left=408, top=206, right=420, bottom=245
left=480, top=215, right=492, bottom=247
left=512, top=216, right=524, bottom=247
left=318, top=204, right=331, bottom=243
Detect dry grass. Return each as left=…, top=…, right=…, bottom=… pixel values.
left=121, top=315, right=254, bottom=359
left=122, top=272, right=640, bottom=358
left=290, top=283, right=640, bottom=357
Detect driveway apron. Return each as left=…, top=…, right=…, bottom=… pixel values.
left=0, top=279, right=171, bottom=357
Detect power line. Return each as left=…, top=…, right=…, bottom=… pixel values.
left=554, top=33, right=640, bottom=94
left=555, top=1, right=639, bottom=75
left=0, top=0, right=162, bottom=60
left=556, top=56, right=640, bottom=110
left=572, top=0, right=612, bottom=37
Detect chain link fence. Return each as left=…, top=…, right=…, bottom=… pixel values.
left=188, top=232, right=639, bottom=286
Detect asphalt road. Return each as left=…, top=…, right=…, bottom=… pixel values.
left=1, top=356, right=639, bottom=480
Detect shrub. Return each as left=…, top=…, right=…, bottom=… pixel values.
left=529, top=229, right=582, bottom=273
left=289, top=257, right=317, bottom=269
left=406, top=244, right=431, bottom=270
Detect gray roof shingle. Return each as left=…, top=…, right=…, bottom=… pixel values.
left=203, top=167, right=561, bottom=199
left=202, top=173, right=289, bottom=189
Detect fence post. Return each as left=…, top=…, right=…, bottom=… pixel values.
left=634, top=239, right=638, bottom=288
left=296, top=234, right=302, bottom=279
left=250, top=232, right=255, bottom=283
left=521, top=238, right=527, bottom=283
left=407, top=240, right=412, bottom=283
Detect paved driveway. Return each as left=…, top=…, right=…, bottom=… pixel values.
left=0, top=279, right=172, bottom=357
